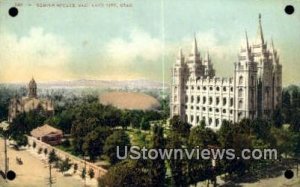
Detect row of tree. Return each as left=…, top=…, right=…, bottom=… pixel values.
left=99, top=114, right=300, bottom=187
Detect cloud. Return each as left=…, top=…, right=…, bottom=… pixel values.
left=104, top=29, right=164, bottom=65
left=98, top=29, right=241, bottom=81
left=0, top=27, right=72, bottom=82
left=176, top=30, right=239, bottom=77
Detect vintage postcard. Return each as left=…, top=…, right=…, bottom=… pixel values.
left=0, top=0, right=300, bottom=186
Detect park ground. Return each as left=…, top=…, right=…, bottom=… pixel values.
left=0, top=136, right=299, bottom=187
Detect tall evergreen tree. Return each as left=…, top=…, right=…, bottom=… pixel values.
left=149, top=125, right=166, bottom=186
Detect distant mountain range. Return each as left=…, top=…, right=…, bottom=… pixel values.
left=6, top=79, right=169, bottom=90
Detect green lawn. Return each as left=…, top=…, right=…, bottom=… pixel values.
left=126, top=128, right=152, bottom=147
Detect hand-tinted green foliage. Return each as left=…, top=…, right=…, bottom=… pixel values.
left=281, top=85, right=300, bottom=131
left=149, top=125, right=166, bottom=186
left=0, top=86, right=26, bottom=121
left=98, top=159, right=151, bottom=187
left=59, top=157, right=72, bottom=173
left=88, top=168, right=95, bottom=179
left=167, top=115, right=191, bottom=186
left=82, top=127, right=112, bottom=161
left=187, top=123, right=219, bottom=185
left=103, top=130, right=131, bottom=165
left=48, top=149, right=59, bottom=164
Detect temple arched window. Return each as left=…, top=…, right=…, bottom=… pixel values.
left=238, top=88, right=243, bottom=97
left=216, top=119, right=220, bottom=127
left=238, top=100, right=243, bottom=109
left=230, top=98, right=234, bottom=106
left=239, top=76, right=243, bottom=85
left=223, top=97, right=227, bottom=106
left=209, top=97, right=213, bottom=105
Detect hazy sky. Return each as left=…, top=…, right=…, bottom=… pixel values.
left=0, top=0, right=299, bottom=86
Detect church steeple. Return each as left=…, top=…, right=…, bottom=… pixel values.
left=28, top=77, right=37, bottom=98
left=256, top=13, right=264, bottom=45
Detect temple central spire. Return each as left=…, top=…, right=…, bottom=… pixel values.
left=191, top=33, right=199, bottom=55
left=256, top=13, right=264, bottom=45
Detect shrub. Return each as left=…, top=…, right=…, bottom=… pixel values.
left=88, top=168, right=95, bottom=179
left=73, top=163, right=78, bottom=173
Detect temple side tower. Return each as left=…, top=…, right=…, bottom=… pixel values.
left=171, top=48, right=187, bottom=117
left=234, top=32, right=258, bottom=121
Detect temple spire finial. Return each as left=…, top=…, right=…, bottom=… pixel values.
left=205, top=49, right=210, bottom=61
left=245, top=30, right=249, bottom=50
left=191, top=33, right=198, bottom=55
left=178, top=47, right=183, bottom=59
left=271, top=37, right=275, bottom=49
left=256, top=13, right=264, bottom=44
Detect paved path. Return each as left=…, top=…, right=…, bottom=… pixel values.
left=0, top=138, right=95, bottom=187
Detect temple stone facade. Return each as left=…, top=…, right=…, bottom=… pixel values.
left=170, top=15, right=282, bottom=130
left=8, top=78, right=54, bottom=122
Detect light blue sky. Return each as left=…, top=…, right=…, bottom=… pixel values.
left=0, top=0, right=299, bottom=85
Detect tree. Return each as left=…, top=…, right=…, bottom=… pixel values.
left=290, top=109, right=300, bottom=132
left=81, top=167, right=86, bottom=180
left=282, top=90, right=291, bottom=123
left=82, top=127, right=112, bottom=161
left=48, top=149, right=59, bottom=164
left=88, top=168, right=95, bottom=179
left=103, top=130, right=131, bottom=165
left=167, top=132, right=187, bottom=186
left=120, top=110, right=130, bottom=129
left=149, top=125, right=166, bottom=186
left=272, top=107, right=283, bottom=128
left=73, top=163, right=78, bottom=174
left=62, top=138, right=71, bottom=147
left=218, top=120, right=251, bottom=177
left=140, top=117, right=150, bottom=130
left=188, top=125, right=219, bottom=185
left=170, top=116, right=192, bottom=140
left=15, top=135, right=28, bottom=148
left=199, top=119, right=206, bottom=129
left=59, top=157, right=72, bottom=174
left=98, top=159, right=150, bottom=187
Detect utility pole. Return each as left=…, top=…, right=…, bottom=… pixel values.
left=46, top=164, right=55, bottom=187
left=49, top=164, right=52, bottom=187
left=4, top=133, right=8, bottom=175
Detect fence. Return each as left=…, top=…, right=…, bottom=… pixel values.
left=27, top=136, right=107, bottom=178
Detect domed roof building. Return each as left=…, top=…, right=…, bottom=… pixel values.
left=8, top=78, right=54, bottom=122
